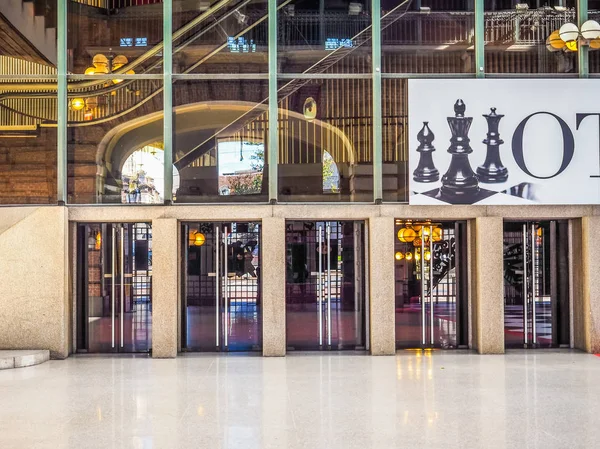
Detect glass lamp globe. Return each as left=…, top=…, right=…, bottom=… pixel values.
left=581, top=20, right=600, bottom=40
left=559, top=23, right=580, bottom=42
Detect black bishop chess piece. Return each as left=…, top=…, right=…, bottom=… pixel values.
left=413, top=122, right=439, bottom=183
left=476, top=107, right=509, bottom=183
left=438, top=99, right=481, bottom=204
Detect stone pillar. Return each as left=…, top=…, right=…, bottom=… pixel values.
left=261, top=217, right=286, bottom=356
left=0, top=207, right=69, bottom=359
left=369, top=216, right=395, bottom=355
left=576, top=216, right=600, bottom=353
left=151, top=218, right=178, bottom=358
left=472, top=217, right=504, bottom=354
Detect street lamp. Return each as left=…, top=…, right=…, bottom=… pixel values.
left=553, top=20, right=600, bottom=51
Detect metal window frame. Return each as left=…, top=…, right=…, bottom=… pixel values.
left=53, top=0, right=592, bottom=207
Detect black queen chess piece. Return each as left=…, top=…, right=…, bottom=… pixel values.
left=437, top=99, right=481, bottom=203
left=476, top=107, right=509, bottom=183
left=413, top=122, right=439, bottom=183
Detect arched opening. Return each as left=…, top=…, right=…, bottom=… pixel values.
left=322, top=150, right=340, bottom=194
left=120, top=143, right=180, bottom=204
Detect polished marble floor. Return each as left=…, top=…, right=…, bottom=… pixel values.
left=1, top=352, right=599, bottom=449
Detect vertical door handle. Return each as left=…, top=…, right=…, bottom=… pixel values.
left=421, top=231, right=426, bottom=346
left=522, top=223, right=528, bottom=345
left=531, top=224, right=537, bottom=345
left=120, top=225, right=125, bottom=348
left=318, top=226, right=323, bottom=346
left=429, top=225, right=434, bottom=345
left=223, top=227, right=229, bottom=348
left=326, top=224, right=332, bottom=347
left=111, top=225, right=116, bottom=349
left=215, top=227, right=220, bottom=347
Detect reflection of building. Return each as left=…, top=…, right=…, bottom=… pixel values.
left=1, top=0, right=600, bottom=361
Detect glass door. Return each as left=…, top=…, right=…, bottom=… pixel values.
left=182, top=222, right=262, bottom=352
left=76, top=223, right=152, bottom=353
left=395, top=221, right=468, bottom=349
left=285, top=221, right=366, bottom=351
left=503, top=221, right=570, bottom=348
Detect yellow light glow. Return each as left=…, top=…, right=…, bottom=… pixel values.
left=548, top=30, right=566, bottom=49
left=84, top=67, right=96, bottom=75
left=395, top=251, right=404, bottom=261
left=415, top=252, right=421, bottom=261
left=432, top=226, right=443, bottom=242
left=424, top=251, right=431, bottom=261
left=95, top=232, right=102, bottom=250
left=71, top=98, right=85, bottom=111
left=565, top=40, right=578, bottom=51
left=591, top=38, right=600, bottom=49
left=405, top=252, right=413, bottom=261
left=194, top=232, right=206, bottom=246
left=397, top=227, right=416, bottom=243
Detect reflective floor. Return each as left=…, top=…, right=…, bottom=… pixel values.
left=1, top=352, right=599, bottom=449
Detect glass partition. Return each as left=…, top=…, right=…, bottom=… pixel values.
left=485, top=0, right=577, bottom=74
left=67, top=79, right=164, bottom=204
left=278, top=0, right=372, bottom=74
left=382, top=78, right=408, bottom=202
left=0, top=1, right=58, bottom=204
left=68, top=0, right=163, bottom=74
left=173, top=78, right=269, bottom=203
left=277, top=78, right=373, bottom=202
left=589, top=2, right=600, bottom=74
left=381, top=0, right=475, bottom=74
left=173, top=0, right=269, bottom=74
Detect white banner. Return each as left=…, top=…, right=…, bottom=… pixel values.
left=408, top=79, right=600, bottom=205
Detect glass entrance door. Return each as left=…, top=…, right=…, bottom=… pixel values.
left=182, top=222, right=262, bottom=352
left=285, top=221, right=366, bottom=351
left=395, top=220, right=468, bottom=349
left=503, top=221, right=570, bottom=348
left=76, top=223, right=152, bottom=353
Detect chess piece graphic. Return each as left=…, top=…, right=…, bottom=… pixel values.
left=476, top=107, right=508, bottom=183
left=438, top=100, right=480, bottom=203
left=413, top=122, right=439, bottom=183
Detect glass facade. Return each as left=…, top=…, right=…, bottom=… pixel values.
left=0, top=0, right=598, bottom=205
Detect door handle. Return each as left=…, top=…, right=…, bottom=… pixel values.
left=318, top=226, right=323, bottom=346
left=522, top=223, right=528, bottom=345
left=326, top=224, right=332, bottom=347
left=223, top=227, right=229, bottom=348
left=215, top=227, right=220, bottom=347
left=120, top=225, right=125, bottom=348
left=111, top=224, right=116, bottom=349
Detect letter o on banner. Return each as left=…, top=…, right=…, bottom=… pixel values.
left=511, top=112, right=575, bottom=179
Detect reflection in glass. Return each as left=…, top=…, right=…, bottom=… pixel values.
left=485, top=0, right=577, bottom=74
left=173, top=0, right=268, bottom=74
left=277, top=78, right=373, bottom=202
left=278, top=0, right=372, bottom=74
left=68, top=0, right=163, bottom=74
left=0, top=5, right=57, bottom=204
left=382, top=0, right=474, bottom=73
left=173, top=79, right=269, bottom=203
left=286, top=220, right=366, bottom=351
left=382, top=78, right=408, bottom=202
left=67, top=79, right=164, bottom=204
left=395, top=220, right=468, bottom=349
left=589, top=4, right=600, bottom=73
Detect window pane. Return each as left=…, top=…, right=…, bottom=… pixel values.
left=278, top=0, right=372, bottom=74
left=67, top=78, right=164, bottom=204
left=173, top=78, right=269, bottom=203
left=68, top=1, right=163, bottom=74
left=0, top=3, right=58, bottom=204
left=173, top=0, right=268, bottom=74
left=485, top=0, right=577, bottom=74
left=589, top=3, right=600, bottom=73
left=278, top=78, right=373, bottom=202
left=382, top=0, right=475, bottom=73
left=382, top=79, right=408, bottom=202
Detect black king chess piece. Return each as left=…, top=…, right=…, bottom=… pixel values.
left=438, top=99, right=480, bottom=203
left=413, top=122, right=439, bottom=183
left=476, top=107, right=508, bottom=183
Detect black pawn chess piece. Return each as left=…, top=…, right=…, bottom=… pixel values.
left=439, top=99, right=480, bottom=203
left=413, top=122, right=439, bottom=183
left=476, top=107, right=508, bottom=183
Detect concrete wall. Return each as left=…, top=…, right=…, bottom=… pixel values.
left=0, top=207, right=69, bottom=358
left=1, top=203, right=599, bottom=358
